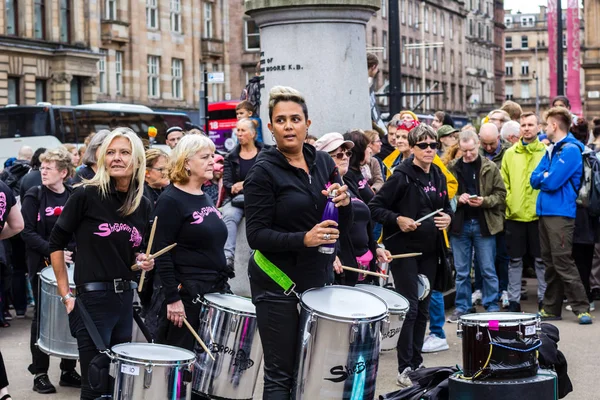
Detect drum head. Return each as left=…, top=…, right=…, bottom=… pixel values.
left=40, top=266, right=75, bottom=286
left=355, top=284, right=409, bottom=313
left=204, top=293, right=255, bottom=315
left=460, top=312, right=538, bottom=324
left=301, top=286, right=387, bottom=320
left=112, top=343, right=195, bottom=363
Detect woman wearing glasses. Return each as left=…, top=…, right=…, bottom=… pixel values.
left=369, top=124, right=452, bottom=388
left=143, top=149, right=170, bottom=206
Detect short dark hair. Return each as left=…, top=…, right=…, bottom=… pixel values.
left=236, top=101, right=255, bottom=113
left=31, top=147, right=47, bottom=169
left=367, top=53, right=379, bottom=69
left=520, top=111, right=539, bottom=124
left=570, top=117, right=589, bottom=145
left=408, top=124, right=437, bottom=147
left=552, top=95, right=571, bottom=109
left=344, top=130, right=369, bottom=171
left=545, top=107, right=572, bottom=132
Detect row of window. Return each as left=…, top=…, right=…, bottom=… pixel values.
left=504, top=16, right=536, bottom=28
left=400, top=79, right=465, bottom=111
left=4, top=0, right=72, bottom=42
left=506, top=33, right=568, bottom=49
left=7, top=77, right=83, bottom=105
left=505, top=61, right=529, bottom=76
left=144, top=0, right=213, bottom=38
left=398, top=0, right=457, bottom=41
left=469, top=0, right=493, bottom=15
left=468, top=19, right=493, bottom=41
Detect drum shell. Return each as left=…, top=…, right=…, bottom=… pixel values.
left=38, top=266, right=78, bottom=359
left=112, top=343, right=195, bottom=400
left=294, top=291, right=387, bottom=400
left=193, top=296, right=263, bottom=399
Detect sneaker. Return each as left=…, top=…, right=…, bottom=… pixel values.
left=508, top=301, right=521, bottom=312
left=422, top=335, right=449, bottom=353
left=591, top=301, right=596, bottom=312
left=33, top=374, right=57, bottom=394
left=565, top=304, right=572, bottom=312
left=396, top=367, right=413, bottom=387
left=578, top=312, right=593, bottom=325
left=447, top=309, right=465, bottom=323
left=500, top=291, right=509, bottom=309
left=59, top=370, right=82, bottom=388
left=3, top=311, right=12, bottom=321
left=471, top=290, right=482, bottom=306
left=538, top=309, right=562, bottom=321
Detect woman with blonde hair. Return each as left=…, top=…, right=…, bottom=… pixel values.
left=143, top=148, right=169, bottom=206
left=49, top=128, right=154, bottom=400
left=153, top=134, right=231, bottom=352
left=63, top=144, right=81, bottom=167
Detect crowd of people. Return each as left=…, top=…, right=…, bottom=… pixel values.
left=0, top=65, right=599, bottom=399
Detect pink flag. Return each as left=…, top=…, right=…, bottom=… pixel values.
left=547, top=0, right=558, bottom=99
left=566, top=0, right=582, bottom=115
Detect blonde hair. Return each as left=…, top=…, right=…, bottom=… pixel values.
left=40, top=147, right=74, bottom=179
left=268, top=86, right=308, bottom=122
left=83, top=128, right=146, bottom=216
left=169, top=134, right=215, bottom=185
left=145, top=148, right=168, bottom=169
left=237, top=118, right=257, bottom=137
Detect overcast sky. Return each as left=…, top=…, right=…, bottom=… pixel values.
left=504, top=0, right=582, bottom=13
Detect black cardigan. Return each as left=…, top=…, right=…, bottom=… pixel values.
left=223, top=141, right=267, bottom=197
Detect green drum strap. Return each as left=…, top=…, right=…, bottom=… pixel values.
left=253, top=250, right=296, bottom=296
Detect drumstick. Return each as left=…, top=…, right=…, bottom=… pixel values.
left=182, top=318, right=215, bottom=361
left=138, top=217, right=158, bottom=293
left=341, top=265, right=389, bottom=279
left=414, top=208, right=443, bottom=224
left=389, top=252, right=423, bottom=260
left=130, top=243, right=177, bottom=271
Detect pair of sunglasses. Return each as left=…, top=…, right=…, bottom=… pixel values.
left=414, top=142, right=438, bottom=150
left=330, top=150, right=353, bottom=159
left=396, top=120, right=421, bottom=130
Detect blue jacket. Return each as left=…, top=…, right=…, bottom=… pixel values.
left=530, top=133, right=583, bottom=218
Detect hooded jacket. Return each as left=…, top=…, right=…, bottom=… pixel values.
left=244, top=144, right=353, bottom=294
left=501, top=138, right=546, bottom=222
left=223, top=141, right=267, bottom=197
left=530, top=133, right=583, bottom=219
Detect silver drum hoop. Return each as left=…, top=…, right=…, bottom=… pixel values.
left=459, top=312, right=539, bottom=328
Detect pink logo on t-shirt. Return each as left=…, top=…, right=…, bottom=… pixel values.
left=0, top=192, right=6, bottom=221
left=45, top=206, right=64, bottom=217
left=191, top=207, right=222, bottom=224
left=93, top=223, right=142, bottom=247
left=130, top=227, right=142, bottom=247
left=358, top=178, right=368, bottom=189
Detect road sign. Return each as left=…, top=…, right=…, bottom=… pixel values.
left=208, top=72, right=225, bottom=83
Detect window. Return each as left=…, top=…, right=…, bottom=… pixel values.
left=425, top=48, right=430, bottom=70
left=563, top=33, right=567, bottom=48
left=521, top=35, right=528, bottom=48
left=372, top=28, right=377, bottom=47
left=171, top=59, right=183, bottom=100
left=424, top=7, right=429, bottom=32
left=478, top=22, right=483, bottom=39
left=203, top=2, right=213, bottom=39
left=170, top=0, right=182, bottom=33
left=402, top=82, right=407, bottom=107
left=7, top=78, right=19, bottom=105
left=34, top=0, right=45, bottom=39
left=244, top=20, right=260, bottom=51
left=433, top=48, right=438, bottom=72
left=70, top=77, right=82, bottom=106
left=106, top=0, right=117, bottom=20
left=381, top=0, right=386, bottom=18
left=408, top=1, right=412, bottom=27
left=115, top=51, right=123, bottom=95
left=450, top=50, right=455, bottom=74
left=441, top=49, right=445, bottom=73
left=432, top=11, right=437, bottom=35
left=146, top=0, right=158, bottom=29
left=401, top=37, right=406, bottom=65
left=408, top=38, right=413, bottom=66
left=458, top=51, right=462, bottom=77
left=505, top=36, right=512, bottom=49
left=521, top=61, right=529, bottom=75
left=520, top=16, right=534, bottom=27
left=409, top=82, right=414, bottom=108
left=521, top=83, right=530, bottom=99
left=415, top=48, right=420, bottom=68
left=469, top=19, right=473, bottom=36
left=401, top=0, right=406, bottom=24
left=505, top=84, right=513, bottom=100
left=382, top=31, right=388, bottom=61
left=35, top=80, right=47, bottom=103
left=486, top=26, right=491, bottom=41
left=440, top=12, right=445, bottom=37
left=5, top=0, right=18, bottom=35
left=147, top=56, right=160, bottom=98
left=414, top=2, right=419, bottom=29
left=60, top=0, right=71, bottom=42
left=211, top=63, right=221, bottom=102
left=98, top=49, right=107, bottom=94
left=505, top=61, right=513, bottom=76
left=504, top=17, right=512, bottom=27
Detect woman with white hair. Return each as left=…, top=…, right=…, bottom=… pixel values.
left=152, top=134, right=231, bottom=352
left=49, top=128, right=154, bottom=400
left=71, top=130, right=111, bottom=184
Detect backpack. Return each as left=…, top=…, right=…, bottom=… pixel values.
left=240, top=76, right=262, bottom=116
left=572, top=149, right=600, bottom=216
left=0, top=162, right=31, bottom=197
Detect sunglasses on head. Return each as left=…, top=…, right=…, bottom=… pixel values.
left=330, top=150, right=353, bottom=159
left=414, top=142, right=438, bottom=150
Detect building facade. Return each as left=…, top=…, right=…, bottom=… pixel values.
left=504, top=6, right=585, bottom=115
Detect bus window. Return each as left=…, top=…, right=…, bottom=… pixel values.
left=56, top=110, right=78, bottom=143
left=0, top=107, right=52, bottom=139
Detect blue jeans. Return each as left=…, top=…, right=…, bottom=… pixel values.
left=428, top=290, right=446, bottom=339
left=222, top=202, right=245, bottom=260
left=474, top=233, right=508, bottom=294
left=451, top=220, right=499, bottom=313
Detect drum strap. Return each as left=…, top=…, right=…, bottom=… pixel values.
left=253, top=250, right=297, bottom=296
left=76, top=301, right=108, bottom=352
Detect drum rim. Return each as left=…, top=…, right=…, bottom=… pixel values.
left=202, top=293, right=256, bottom=317
left=300, top=286, right=388, bottom=321
left=459, top=312, right=539, bottom=325
left=111, top=343, right=196, bottom=365
left=354, top=285, right=409, bottom=313
left=39, top=266, right=76, bottom=287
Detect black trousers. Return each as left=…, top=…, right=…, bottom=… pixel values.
left=572, top=243, right=594, bottom=303
left=390, top=252, right=437, bottom=372
left=0, top=350, right=8, bottom=389
left=158, top=291, right=203, bottom=352
left=68, top=290, right=133, bottom=400
left=29, top=273, right=77, bottom=375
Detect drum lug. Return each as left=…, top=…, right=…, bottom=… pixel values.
left=230, top=315, right=238, bottom=332
left=144, top=364, right=153, bottom=389
left=456, top=322, right=463, bottom=338
left=381, top=317, right=390, bottom=337
left=349, top=323, right=359, bottom=344
left=476, top=325, right=482, bottom=341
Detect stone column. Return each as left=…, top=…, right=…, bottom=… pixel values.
left=583, top=1, right=600, bottom=118
left=245, top=0, right=379, bottom=140
left=51, top=72, right=73, bottom=105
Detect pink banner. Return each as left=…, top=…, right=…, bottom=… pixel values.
left=547, top=0, right=557, bottom=99
left=566, top=0, right=582, bottom=115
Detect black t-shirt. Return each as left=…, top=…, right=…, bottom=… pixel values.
left=239, top=154, right=257, bottom=182
left=0, top=181, right=17, bottom=233
left=49, top=184, right=151, bottom=285
left=413, top=165, right=438, bottom=207
left=152, top=185, right=228, bottom=303
left=460, top=158, right=481, bottom=220
left=349, top=197, right=371, bottom=255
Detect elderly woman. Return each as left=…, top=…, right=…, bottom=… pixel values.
left=71, top=130, right=111, bottom=184
left=222, top=118, right=267, bottom=267
left=153, top=134, right=231, bottom=351
left=64, top=144, right=81, bottom=167
left=362, top=129, right=385, bottom=193
left=49, top=128, right=154, bottom=400
left=143, top=148, right=170, bottom=206
left=21, top=148, right=78, bottom=394
left=369, top=124, right=453, bottom=388
left=244, top=86, right=352, bottom=399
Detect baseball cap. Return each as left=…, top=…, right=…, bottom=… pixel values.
left=314, top=132, right=355, bottom=153
left=437, top=125, right=459, bottom=139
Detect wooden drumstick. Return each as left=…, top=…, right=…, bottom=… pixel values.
left=138, top=217, right=158, bottom=292
left=341, top=265, right=389, bottom=279
left=182, top=318, right=215, bottom=361
left=389, top=252, right=423, bottom=260
left=130, top=243, right=178, bottom=271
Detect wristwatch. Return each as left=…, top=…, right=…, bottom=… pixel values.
left=60, top=292, right=75, bottom=305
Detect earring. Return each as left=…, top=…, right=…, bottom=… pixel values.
left=185, top=168, right=191, bottom=176
left=271, top=133, right=275, bottom=142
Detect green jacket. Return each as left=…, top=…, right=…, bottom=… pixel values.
left=448, top=156, right=507, bottom=236
left=501, top=138, right=546, bottom=222
left=480, top=140, right=512, bottom=169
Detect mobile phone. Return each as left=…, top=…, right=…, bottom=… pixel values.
left=469, top=194, right=478, bottom=199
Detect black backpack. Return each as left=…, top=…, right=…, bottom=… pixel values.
left=0, top=162, right=30, bottom=197
left=240, top=76, right=262, bottom=116
left=569, top=148, right=600, bottom=216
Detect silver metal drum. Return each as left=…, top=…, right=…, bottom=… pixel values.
left=193, top=294, right=263, bottom=399
left=38, top=266, right=78, bottom=359
left=112, top=343, right=195, bottom=400
left=355, top=284, right=409, bottom=351
left=294, top=286, right=388, bottom=400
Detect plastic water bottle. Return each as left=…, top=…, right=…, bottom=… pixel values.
left=318, top=190, right=339, bottom=255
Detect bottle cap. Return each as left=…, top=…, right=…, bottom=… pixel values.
left=329, top=189, right=338, bottom=198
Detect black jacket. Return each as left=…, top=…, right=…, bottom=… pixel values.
left=369, top=158, right=452, bottom=255
left=538, top=323, right=573, bottom=399
left=244, top=144, right=353, bottom=295
left=19, top=169, right=41, bottom=199
left=223, top=141, right=267, bottom=197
